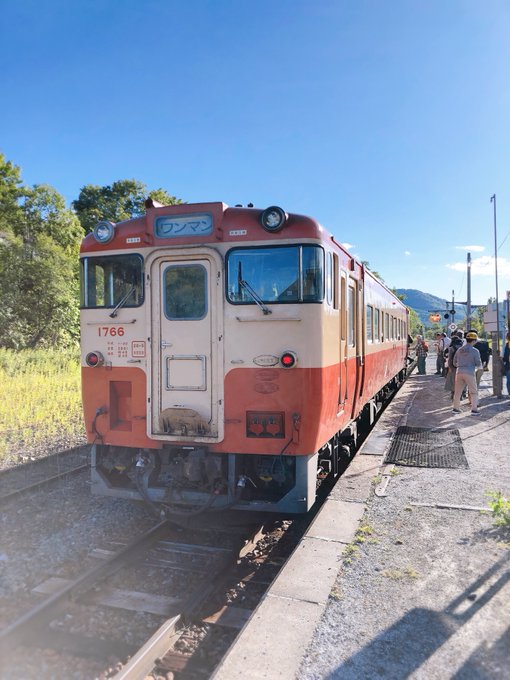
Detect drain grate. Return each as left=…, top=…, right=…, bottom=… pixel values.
left=384, top=426, right=468, bottom=469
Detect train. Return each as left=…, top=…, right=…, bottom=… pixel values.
left=80, top=200, right=409, bottom=515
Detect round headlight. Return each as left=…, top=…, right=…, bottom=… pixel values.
left=260, top=206, right=287, bottom=232
left=93, top=221, right=115, bottom=244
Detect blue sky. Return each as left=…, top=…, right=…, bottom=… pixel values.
left=1, top=0, right=509, bottom=305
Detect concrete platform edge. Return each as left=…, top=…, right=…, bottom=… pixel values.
left=212, top=380, right=413, bottom=680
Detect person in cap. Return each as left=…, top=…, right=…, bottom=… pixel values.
left=444, top=333, right=463, bottom=399
left=415, top=335, right=428, bottom=375
left=452, top=331, right=482, bottom=415
left=473, top=334, right=492, bottom=388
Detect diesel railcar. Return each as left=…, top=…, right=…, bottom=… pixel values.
left=80, top=201, right=409, bottom=514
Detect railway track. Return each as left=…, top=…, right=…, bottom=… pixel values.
left=0, top=513, right=295, bottom=679
left=0, top=446, right=89, bottom=504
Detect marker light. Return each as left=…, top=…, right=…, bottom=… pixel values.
left=280, top=351, right=297, bottom=368
left=260, top=206, right=287, bottom=232
left=86, top=351, right=105, bottom=367
left=92, top=221, right=115, bottom=244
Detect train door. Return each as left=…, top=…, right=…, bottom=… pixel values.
left=348, top=277, right=364, bottom=418
left=150, top=252, right=223, bottom=441
left=338, top=271, right=348, bottom=410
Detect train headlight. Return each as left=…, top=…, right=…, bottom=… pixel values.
left=86, top=351, right=105, bottom=367
left=280, top=351, right=297, bottom=368
left=92, top=221, right=115, bottom=244
left=260, top=206, right=287, bottom=232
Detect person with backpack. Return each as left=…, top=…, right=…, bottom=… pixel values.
left=452, top=331, right=482, bottom=415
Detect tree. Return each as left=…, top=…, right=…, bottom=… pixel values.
left=20, top=184, right=84, bottom=251
left=0, top=234, right=80, bottom=349
left=73, top=180, right=182, bottom=234
left=0, top=153, right=24, bottom=237
left=0, top=153, right=83, bottom=349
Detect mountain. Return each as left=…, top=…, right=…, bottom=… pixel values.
left=395, top=289, right=467, bottom=328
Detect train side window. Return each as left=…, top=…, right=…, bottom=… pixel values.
left=333, top=254, right=339, bottom=309
left=326, top=252, right=333, bottom=306
left=81, top=254, right=144, bottom=309
left=348, top=285, right=356, bottom=347
left=366, top=305, right=373, bottom=343
left=385, top=313, right=390, bottom=341
left=164, top=264, right=207, bottom=320
left=373, top=307, right=380, bottom=342
left=340, top=274, right=346, bottom=340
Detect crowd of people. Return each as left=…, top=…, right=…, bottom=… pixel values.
left=411, top=329, right=510, bottom=416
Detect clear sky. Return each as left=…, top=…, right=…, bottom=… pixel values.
left=1, top=0, right=509, bottom=305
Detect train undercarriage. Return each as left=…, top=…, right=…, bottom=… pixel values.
left=91, top=369, right=407, bottom=515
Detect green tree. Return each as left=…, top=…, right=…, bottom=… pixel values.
left=20, top=184, right=84, bottom=251
left=408, top=307, right=421, bottom=336
left=0, top=153, right=24, bottom=236
left=0, top=234, right=80, bottom=349
left=0, top=153, right=83, bottom=349
left=73, top=180, right=182, bottom=234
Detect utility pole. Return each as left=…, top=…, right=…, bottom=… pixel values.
left=466, top=252, right=472, bottom=330
left=490, top=194, right=502, bottom=396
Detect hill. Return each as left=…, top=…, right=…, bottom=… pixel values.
left=395, top=289, right=466, bottom=328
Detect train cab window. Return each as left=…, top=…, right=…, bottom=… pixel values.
left=164, top=264, right=207, bottom=320
left=227, top=245, right=324, bottom=304
left=374, top=308, right=380, bottom=342
left=81, top=254, right=143, bottom=309
left=366, top=305, right=373, bottom=343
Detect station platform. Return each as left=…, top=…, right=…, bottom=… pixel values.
left=213, top=354, right=510, bottom=680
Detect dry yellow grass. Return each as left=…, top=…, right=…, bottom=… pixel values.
left=0, top=348, right=85, bottom=465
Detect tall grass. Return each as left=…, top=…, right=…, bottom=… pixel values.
left=0, top=348, right=86, bottom=466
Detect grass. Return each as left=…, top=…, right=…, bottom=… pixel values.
left=485, top=491, right=510, bottom=530
left=0, top=348, right=85, bottom=465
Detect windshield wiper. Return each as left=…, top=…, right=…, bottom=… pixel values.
left=239, top=278, right=272, bottom=315
left=109, top=284, right=135, bottom=318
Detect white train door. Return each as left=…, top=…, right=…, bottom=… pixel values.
left=150, top=252, right=223, bottom=442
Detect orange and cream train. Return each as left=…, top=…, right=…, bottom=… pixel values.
left=80, top=201, right=409, bottom=514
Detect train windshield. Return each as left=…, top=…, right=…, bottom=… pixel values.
left=80, top=254, right=144, bottom=309
left=227, top=245, right=324, bottom=304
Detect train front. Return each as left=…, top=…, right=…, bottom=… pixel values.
left=81, top=202, right=328, bottom=515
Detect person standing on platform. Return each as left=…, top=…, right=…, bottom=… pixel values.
left=445, top=334, right=463, bottom=399
left=415, top=336, right=428, bottom=375
left=473, top=335, right=492, bottom=388
left=452, top=331, right=482, bottom=415
left=434, top=333, right=443, bottom=375
left=503, top=331, right=510, bottom=397
left=441, top=333, right=451, bottom=376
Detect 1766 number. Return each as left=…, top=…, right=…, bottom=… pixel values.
left=98, top=327, right=125, bottom=337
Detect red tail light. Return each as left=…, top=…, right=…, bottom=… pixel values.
left=86, top=351, right=104, bottom=367
left=280, top=351, right=297, bottom=368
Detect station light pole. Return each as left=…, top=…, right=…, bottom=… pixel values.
left=490, top=194, right=502, bottom=396
left=466, top=252, right=472, bottom=330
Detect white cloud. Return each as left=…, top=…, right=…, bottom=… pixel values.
left=404, top=250, right=411, bottom=256
left=341, top=242, right=355, bottom=250
left=455, top=245, right=485, bottom=252
left=446, top=255, right=510, bottom=277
